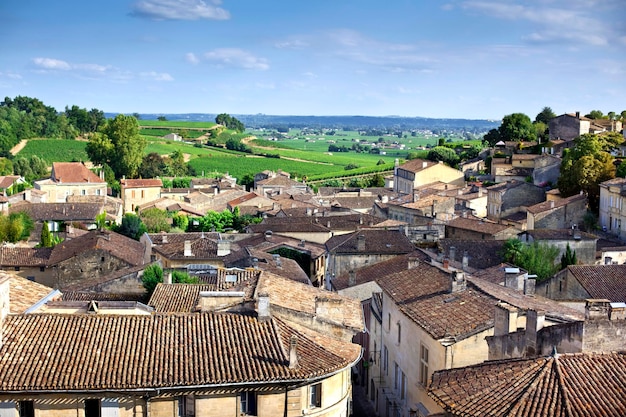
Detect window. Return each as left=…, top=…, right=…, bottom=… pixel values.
left=84, top=399, right=101, bottom=417
left=14, top=267, right=20, bottom=272
left=131, top=190, right=136, bottom=199
left=141, top=190, right=145, bottom=199
left=81, top=189, right=86, bottom=195
left=19, top=401, right=34, bottom=417
left=310, top=383, right=322, bottom=408
left=177, top=395, right=195, bottom=417
left=400, top=371, right=407, bottom=400
left=96, top=189, right=101, bottom=196
left=27, top=276, right=35, bottom=282
left=397, top=322, right=401, bottom=344
left=240, top=392, right=257, bottom=416
left=394, top=362, right=400, bottom=389
left=40, top=266, right=45, bottom=272
left=383, top=345, right=389, bottom=375
left=387, top=313, right=391, bottom=330
left=419, top=344, right=429, bottom=386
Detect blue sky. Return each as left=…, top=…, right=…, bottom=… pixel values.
left=1, top=0, right=625, bottom=119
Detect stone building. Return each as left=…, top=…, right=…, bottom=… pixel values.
left=120, top=178, right=163, bottom=213
left=393, top=159, right=465, bottom=194
left=486, top=180, right=545, bottom=221
left=34, top=162, right=107, bottom=202
left=525, top=193, right=587, bottom=230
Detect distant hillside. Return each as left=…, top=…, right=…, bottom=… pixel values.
left=106, top=113, right=501, bottom=132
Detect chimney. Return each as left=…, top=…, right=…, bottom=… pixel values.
left=299, top=239, right=306, bottom=248
left=162, top=235, right=168, bottom=244
left=494, top=302, right=518, bottom=336
left=357, top=234, right=365, bottom=251
left=272, top=254, right=282, bottom=268
left=442, top=258, right=449, bottom=270
left=550, top=201, right=555, bottom=209
left=381, top=195, right=389, bottom=204
left=257, top=292, right=270, bottom=321
left=289, top=335, right=299, bottom=369
left=505, top=267, right=523, bottom=291
left=252, top=258, right=259, bottom=269
left=478, top=188, right=483, bottom=197
left=422, top=161, right=428, bottom=168
left=217, top=239, right=231, bottom=257
left=462, top=210, right=467, bottom=218
left=524, top=275, right=537, bottom=296
left=449, top=246, right=456, bottom=262
left=450, top=270, right=466, bottom=293
left=264, top=230, right=273, bottom=241
left=214, top=187, right=218, bottom=196
left=413, top=191, right=419, bottom=203
left=525, top=309, right=545, bottom=357
left=184, top=240, right=193, bottom=257
left=164, top=272, right=172, bottom=285
left=576, top=111, right=580, bottom=119
left=408, top=256, right=420, bottom=270
left=462, top=251, right=469, bottom=271
left=609, top=303, right=626, bottom=320
left=585, top=299, right=611, bottom=320
left=306, top=207, right=312, bottom=216
left=359, top=215, right=363, bottom=225
left=198, top=291, right=245, bottom=312
left=348, top=270, right=356, bottom=286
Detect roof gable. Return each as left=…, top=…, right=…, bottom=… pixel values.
left=51, top=162, right=105, bottom=184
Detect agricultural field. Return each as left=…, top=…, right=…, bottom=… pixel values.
left=17, top=139, right=88, bottom=164
left=138, top=120, right=216, bottom=129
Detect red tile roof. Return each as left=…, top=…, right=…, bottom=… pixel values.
left=120, top=178, right=163, bottom=188
left=51, top=162, right=105, bottom=184
left=568, top=264, right=626, bottom=302
left=0, top=247, right=51, bottom=267
left=48, top=230, right=145, bottom=267
left=429, top=352, right=626, bottom=417
left=0, top=312, right=360, bottom=392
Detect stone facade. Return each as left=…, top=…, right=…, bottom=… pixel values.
left=549, top=113, right=592, bottom=142
left=487, top=181, right=546, bottom=220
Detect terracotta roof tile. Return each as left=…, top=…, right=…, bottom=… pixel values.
left=0, top=312, right=359, bottom=391
left=48, top=230, right=145, bottom=267
left=10, top=202, right=103, bottom=221
left=325, top=229, right=414, bottom=254
left=429, top=352, right=626, bottom=417
left=446, top=217, right=514, bottom=234
left=5, top=273, right=56, bottom=314
left=51, top=162, right=105, bottom=184
left=568, top=264, right=626, bottom=302
left=0, top=247, right=51, bottom=267
left=121, top=178, right=163, bottom=188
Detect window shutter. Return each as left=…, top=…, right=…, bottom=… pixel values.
left=101, top=399, right=119, bottom=417
left=0, top=402, right=16, bottom=417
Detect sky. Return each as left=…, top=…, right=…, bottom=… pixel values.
left=1, top=0, right=625, bottom=120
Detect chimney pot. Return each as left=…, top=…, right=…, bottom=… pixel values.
left=258, top=292, right=270, bottom=321
left=289, top=335, right=299, bottom=369
left=348, top=270, right=356, bottom=286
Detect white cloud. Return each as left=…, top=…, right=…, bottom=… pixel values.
left=131, top=0, right=230, bottom=21
left=0, top=72, right=22, bottom=80
left=185, top=52, right=200, bottom=64
left=275, top=39, right=309, bottom=49
left=33, top=58, right=71, bottom=70
left=140, top=71, right=174, bottom=81
left=203, top=48, right=269, bottom=70
left=462, top=1, right=613, bottom=46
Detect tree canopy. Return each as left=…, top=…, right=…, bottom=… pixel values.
left=499, top=238, right=560, bottom=281
left=557, top=132, right=620, bottom=211
left=426, top=146, right=460, bottom=166
left=86, top=114, right=146, bottom=179
left=482, top=112, right=536, bottom=146
left=215, top=113, right=245, bottom=133
left=534, top=107, right=556, bottom=125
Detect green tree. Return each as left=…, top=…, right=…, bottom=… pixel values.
left=500, top=238, right=524, bottom=264
left=427, top=146, right=460, bottom=166
left=0, top=211, right=34, bottom=243
left=558, top=133, right=618, bottom=211
left=86, top=114, right=146, bottom=179
left=368, top=173, right=385, bottom=187
left=482, top=128, right=502, bottom=147
left=215, top=113, right=244, bottom=132
left=498, top=113, right=537, bottom=142
left=172, top=213, right=189, bottom=231
left=560, top=243, right=578, bottom=269
left=39, top=221, right=52, bottom=247
left=501, top=238, right=559, bottom=281
left=534, top=107, right=556, bottom=125
left=157, top=116, right=167, bottom=122
left=138, top=152, right=166, bottom=179
left=142, top=264, right=163, bottom=295
left=585, top=110, right=604, bottom=119
left=140, top=208, right=171, bottom=233
left=165, top=150, right=189, bottom=177
left=115, top=213, right=147, bottom=240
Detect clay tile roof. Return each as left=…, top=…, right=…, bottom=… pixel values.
left=521, top=229, right=597, bottom=241
left=257, top=176, right=302, bottom=187
left=325, top=229, right=414, bottom=254
left=0, top=247, right=52, bottom=267
left=429, top=352, right=626, bottom=417
left=446, top=217, right=513, bottom=234
left=333, top=250, right=430, bottom=291
left=0, top=312, right=360, bottom=391
left=257, top=272, right=364, bottom=332
left=4, top=272, right=56, bottom=314
left=0, top=176, right=20, bottom=189
left=438, top=239, right=505, bottom=270
left=396, top=158, right=438, bottom=173
left=52, top=162, right=105, bottom=184
left=526, top=193, right=586, bottom=214
left=121, top=178, right=163, bottom=188
left=48, top=230, right=145, bottom=267
left=149, top=270, right=261, bottom=312
left=152, top=236, right=219, bottom=260
left=567, top=264, right=626, bottom=302
left=10, top=202, right=103, bottom=221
